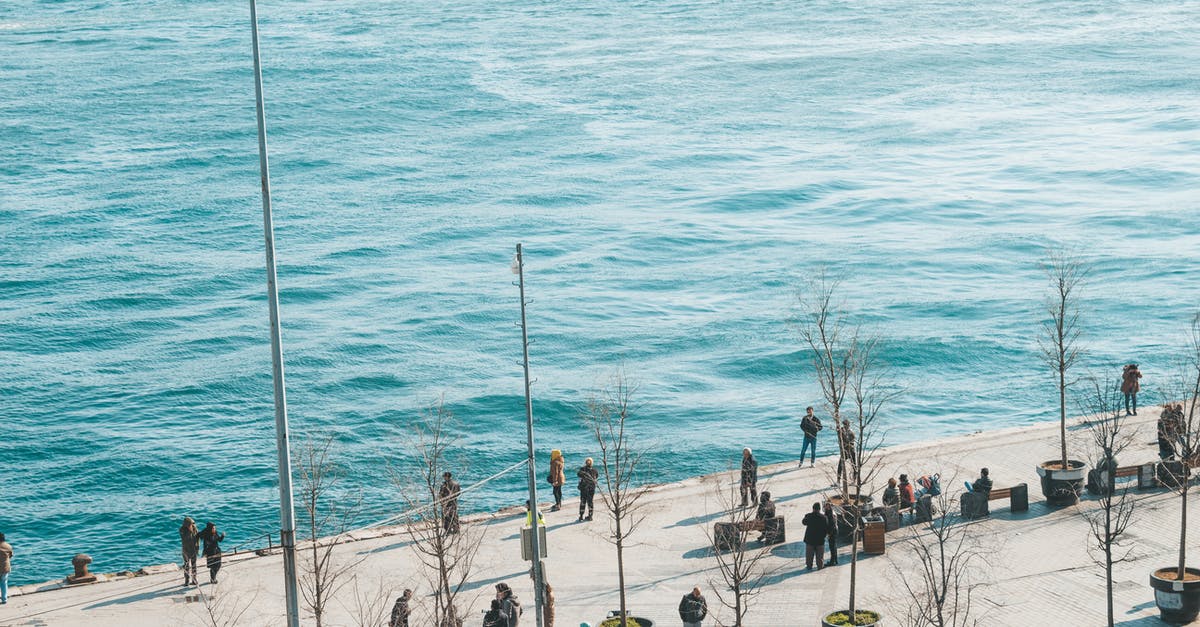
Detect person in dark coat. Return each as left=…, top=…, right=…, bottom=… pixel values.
left=1121, top=364, right=1142, bottom=416
left=199, top=522, right=224, bottom=584
left=799, top=406, right=823, bottom=468
left=1159, top=405, right=1179, bottom=460
left=389, top=589, right=413, bottom=627
left=439, top=471, right=461, bottom=534
left=967, top=467, right=992, bottom=497
left=823, top=502, right=839, bottom=566
left=495, top=582, right=521, bottom=627
left=179, top=517, right=201, bottom=586
left=577, top=458, right=598, bottom=522
left=802, top=502, right=829, bottom=570
left=882, top=477, right=899, bottom=508
left=678, top=586, right=708, bottom=627
left=836, top=420, right=856, bottom=486
left=754, top=491, right=776, bottom=542
left=740, top=448, right=758, bottom=507
left=483, top=599, right=505, bottom=627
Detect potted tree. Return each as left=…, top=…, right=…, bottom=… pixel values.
left=1150, top=313, right=1200, bottom=624
left=795, top=273, right=893, bottom=627
left=1035, top=251, right=1089, bottom=505
left=583, top=372, right=654, bottom=627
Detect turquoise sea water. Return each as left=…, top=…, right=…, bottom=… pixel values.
left=3, top=0, right=1200, bottom=585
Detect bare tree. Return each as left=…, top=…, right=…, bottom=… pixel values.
left=1036, top=251, right=1089, bottom=492
left=792, top=270, right=855, bottom=493
left=701, top=472, right=777, bottom=627
left=890, top=486, right=984, bottom=627
left=1160, top=313, right=1200, bottom=582
left=190, top=584, right=262, bottom=627
left=341, top=575, right=395, bottom=627
left=1074, top=377, right=1137, bottom=627
left=294, top=435, right=366, bottom=627
left=581, top=371, right=651, bottom=626
left=393, top=399, right=484, bottom=627
left=796, top=273, right=897, bottom=624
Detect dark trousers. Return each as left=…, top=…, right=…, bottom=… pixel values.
left=206, top=553, right=222, bottom=582
left=1159, top=437, right=1177, bottom=460
left=800, top=435, right=817, bottom=464
left=182, top=552, right=198, bottom=584
left=1125, top=392, right=1137, bottom=415
left=443, top=503, right=460, bottom=533
left=740, top=482, right=757, bottom=506
left=805, top=542, right=825, bottom=569
left=827, top=533, right=838, bottom=565
left=552, top=484, right=563, bottom=507
left=579, top=486, right=595, bottom=517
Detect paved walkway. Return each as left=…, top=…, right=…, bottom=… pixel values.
left=1, top=408, right=1194, bottom=626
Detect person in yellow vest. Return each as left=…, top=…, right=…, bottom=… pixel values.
left=525, top=500, right=546, bottom=527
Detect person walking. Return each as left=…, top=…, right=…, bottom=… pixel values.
left=179, top=517, right=201, bottom=586
left=802, top=503, right=829, bottom=570
left=1121, top=364, right=1142, bottom=416
left=439, top=471, right=461, bottom=534
left=678, top=586, right=708, bottom=627
left=577, top=458, right=598, bottom=522
left=823, top=502, right=839, bottom=566
left=740, top=448, right=758, bottom=507
left=389, top=589, right=413, bottom=627
left=799, top=406, right=823, bottom=468
left=836, top=420, right=856, bottom=487
left=0, top=532, right=12, bottom=605
left=199, top=522, right=225, bottom=584
left=495, top=582, right=522, bottom=627
left=548, top=450, right=566, bottom=512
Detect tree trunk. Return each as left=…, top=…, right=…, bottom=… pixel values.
left=849, top=530, right=858, bottom=620
left=616, top=513, right=627, bottom=624
left=1105, top=504, right=1114, bottom=627
left=1181, top=481, right=1189, bottom=580
left=1059, top=364, right=1068, bottom=470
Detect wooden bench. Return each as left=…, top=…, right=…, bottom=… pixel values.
left=713, top=516, right=785, bottom=549
left=961, top=483, right=1028, bottom=519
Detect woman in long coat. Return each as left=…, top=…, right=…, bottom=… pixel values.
left=199, top=522, right=225, bottom=584
left=548, top=450, right=566, bottom=511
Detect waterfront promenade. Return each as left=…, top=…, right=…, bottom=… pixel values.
left=1, top=408, right=1192, bottom=626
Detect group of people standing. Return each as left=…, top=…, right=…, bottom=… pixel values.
left=543, top=451, right=598, bottom=522
left=178, top=517, right=224, bottom=586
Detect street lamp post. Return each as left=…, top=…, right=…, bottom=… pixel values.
left=248, top=1, right=301, bottom=625
left=513, top=243, right=545, bottom=627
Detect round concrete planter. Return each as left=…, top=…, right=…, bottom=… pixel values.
left=822, top=609, right=881, bottom=626
left=1036, top=459, right=1086, bottom=505
left=598, top=613, right=654, bottom=627
left=1150, top=567, right=1200, bottom=624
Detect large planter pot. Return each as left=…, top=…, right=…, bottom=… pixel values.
left=822, top=609, right=881, bottom=626
left=828, top=494, right=874, bottom=540
left=1150, top=566, right=1200, bottom=624
left=599, top=612, right=654, bottom=627
left=1036, top=459, right=1086, bottom=505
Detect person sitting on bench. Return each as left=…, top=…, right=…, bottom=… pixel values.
left=898, top=474, right=916, bottom=510
left=965, top=467, right=992, bottom=497
left=754, top=491, right=776, bottom=542
left=882, top=477, right=900, bottom=508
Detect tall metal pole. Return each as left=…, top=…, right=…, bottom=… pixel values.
left=248, top=2, right=301, bottom=625
left=515, top=243, right=545, bottom=627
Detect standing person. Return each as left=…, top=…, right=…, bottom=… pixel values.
left=577, top=458, right=598, bottom=522
left=799, top=406, right=823, bottom=468
left=199, top=522, right=225, bottom=584
left=678, top=586, right=708, bottom=627
left=179, top=517, right=200, bottom=586
left=495, top=582, right=522, bottom=627
left=548, top=450, right=566, bottom=512
left=0, top=532, right=12, bottom=605
left=823, top=502, right=839, bottom=566
left=389, top=589, right=413, bottom=627
left=739, top=448, right=758, bottom=507
left=1121, top=364, right=1142, bottom=416
left=439, top=471, right=461, bottom=534
left=802, top=503, right=828, bottom=570
left=836, top=420, right=856, bottom=487
left=1159, top=406, right=1179, bottom=460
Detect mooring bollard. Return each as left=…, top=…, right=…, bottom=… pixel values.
left=66, top=553, right=98, bottom=584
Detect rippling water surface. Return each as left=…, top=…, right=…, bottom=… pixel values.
left=2, top=0, right=1200, bottom=583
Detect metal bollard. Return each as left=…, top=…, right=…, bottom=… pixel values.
left=66, top=553, right=98, bottom=584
